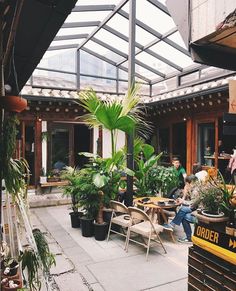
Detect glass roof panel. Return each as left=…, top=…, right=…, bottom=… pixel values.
left=76, top=0, right=120, bottom=4
left=57, top=27, right=95, bottom=36
left=38, top=49, right=77, bottom=72
left=122, top=61, right=161, bottom=80
left=151, top=42, right=194, bottom=68
left=50, top=39, right=82, bottom=47
left=135, top=26, right=156, bottom=46
left=80, top=76, right=116, bottom=92
left=66, top=11, right=109, bottom=23
left=84, top=40, right=125, bottom=63
left=32, top=69, right=77, bottom=89
left=136, top=0, right=175, bottom=34
left=106, top=13, right=129, bottom=37
left=95, top=29, right=129, bottom=54
left=167, top=32, right=188, bottom=49
left=80, top=50, right=116, bottom=78
left=136, top=51, right=178, bottom=75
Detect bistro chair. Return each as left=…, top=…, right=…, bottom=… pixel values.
left=107, top=200, right=131, bottom=249
left=126, top=207, right=167, bottom=260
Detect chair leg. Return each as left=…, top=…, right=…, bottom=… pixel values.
left=125, top=227, right=131, bottom=252
left=146, top=234, right=151, bottom=261
left=157, top=234, right=167, bottom=254
left=107, top=221, right=113, bottom=242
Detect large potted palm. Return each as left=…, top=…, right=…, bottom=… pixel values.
left=80, top=151, right=131, bottom=240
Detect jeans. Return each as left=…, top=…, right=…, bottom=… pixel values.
left=172, top=206, right=196, bottom=240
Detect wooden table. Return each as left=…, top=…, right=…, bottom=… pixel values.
left=133, top=196, right=178, bottom=242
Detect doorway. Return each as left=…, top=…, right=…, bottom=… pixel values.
left=74, top=124, right=91, bottom=168
left=24, top=123, right=35, bottom=185
left=172, top=122, right=186, bottom=168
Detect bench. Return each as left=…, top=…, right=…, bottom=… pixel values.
left=40, top=180, right=69, bottom=193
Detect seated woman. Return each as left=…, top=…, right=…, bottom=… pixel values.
left=192, top=163, right=208, bottom=183
left=163, top=175, right=201, bottom=243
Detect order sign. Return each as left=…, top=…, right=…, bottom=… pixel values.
left=192, top=222, right=236, bottom=265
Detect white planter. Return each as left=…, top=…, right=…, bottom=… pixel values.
left=40, top=176, right=47, bottom=184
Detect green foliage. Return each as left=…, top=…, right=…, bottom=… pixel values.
left=148, top=166, right=179, bottom=197
left=79, top=85, right=151, bottom=156
left=134, top=144, right=162, bottom=197
left=199, top=183, right=223, bottom=214
left=0, top=114, right=29, bottom=196
left=33, top=229, right=56, bottom=274
left=19, top=247, right=41, bottom=291
left=60, top=166, right=82, bottom=212
left=207, top=171, right=236, bottom=216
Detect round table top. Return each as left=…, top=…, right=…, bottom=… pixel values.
left=133, top=196, right=178, bottom=209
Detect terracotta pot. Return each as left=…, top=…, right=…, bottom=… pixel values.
left=2, top=279, right=22, bottom=291
left=0, top=95, right=27, bottom=113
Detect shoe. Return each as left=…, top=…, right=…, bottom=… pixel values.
left=178, top=237, right=192, bottom=243
left=163, top=223, right=174, bottom=231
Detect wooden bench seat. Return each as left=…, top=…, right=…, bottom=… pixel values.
left=40, top=180, right=69, bottom=188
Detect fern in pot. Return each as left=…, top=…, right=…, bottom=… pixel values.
left=60, top=167, right=84, bottom=228
left=199, top=183, right=224, bottom=217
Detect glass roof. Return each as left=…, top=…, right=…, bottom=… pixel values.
left=33, top=0, right=205, bottom=96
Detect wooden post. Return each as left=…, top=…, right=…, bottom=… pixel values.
left=34, top=119, right=42, bottom=188
left=186, top=118, right=193, bottom=174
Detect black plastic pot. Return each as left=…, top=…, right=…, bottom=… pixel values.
left=80, top=217, right=94, bottom=237
left=103, top=209, right=121, bottom=233
left=69, top=212, right=83, bottom=228
left=94, top=222, right=108, bottom=241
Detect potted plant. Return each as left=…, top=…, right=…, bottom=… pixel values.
left=2, top=257, right=19, bottom=279
left=0, top=114, right=29, bottom=197
left=32, top=228, right=56, bottom=274
left=60, top=167, right=84, bottom=228
left=1, top=278, right=22, bottom=291
left=39, top=168, right=47, bottom=184
left=19, top=246, right=41, bottom=291
left=79, top=151, right=132, bottom=240
left=199, top=183, right=224, bottom=217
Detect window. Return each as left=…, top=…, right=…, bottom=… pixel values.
left=198, top=123, right=215, bottom=166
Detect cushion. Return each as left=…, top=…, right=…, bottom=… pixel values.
left=130, top=221, right=163, bottom=237
left=111, top=214, right=131, bottom=227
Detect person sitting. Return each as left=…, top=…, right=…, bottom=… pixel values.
left=172, top=157, right=187, bottom=189
left=163, top=175, right=200, bottom=243
left=52, top=159, right=66, bottom=176
left=228, top=149, right=236, bottom=184
left=192, top=163, right=208, bottom=183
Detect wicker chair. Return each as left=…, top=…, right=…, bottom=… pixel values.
left=126, top=207, right=167, bottom=260
left=107, top=200, right=131, bottom=249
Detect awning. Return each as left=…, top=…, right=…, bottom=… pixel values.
left=190, top=27, right=236, bottom=71
left=2, top=0, right=77, bottom=94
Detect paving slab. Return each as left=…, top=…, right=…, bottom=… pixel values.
left=87, top=251, right=188, bottom=291
left=49, top=242, right=63, bottom=255
left=32, top=205, right=190, bottom=291
left=90, top=283, right=105, bottom=291
left=54, top=271, right=89, bottom=291
left=50, top=254, right=74, bottom=275
left=145, top=278, right=188, bottom=291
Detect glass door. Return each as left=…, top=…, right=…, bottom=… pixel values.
left=197, top=122, right=215, bottom=166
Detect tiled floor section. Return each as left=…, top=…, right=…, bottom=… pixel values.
left=31, top=205, right=190, bottom=291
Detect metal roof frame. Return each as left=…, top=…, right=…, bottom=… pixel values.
left=33, top=0, right=215, bottom=96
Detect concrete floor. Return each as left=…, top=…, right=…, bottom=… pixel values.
left=31, top=205, right=190, bottom=291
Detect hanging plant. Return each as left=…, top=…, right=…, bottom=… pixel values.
left=18, top=247, right=41, bottom=291
left=0, top=113, right=29, bottom=196
left=32, top=229, right=56, bottom=274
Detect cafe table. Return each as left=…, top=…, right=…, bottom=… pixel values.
left=133, top=196, right=178, bottom=242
